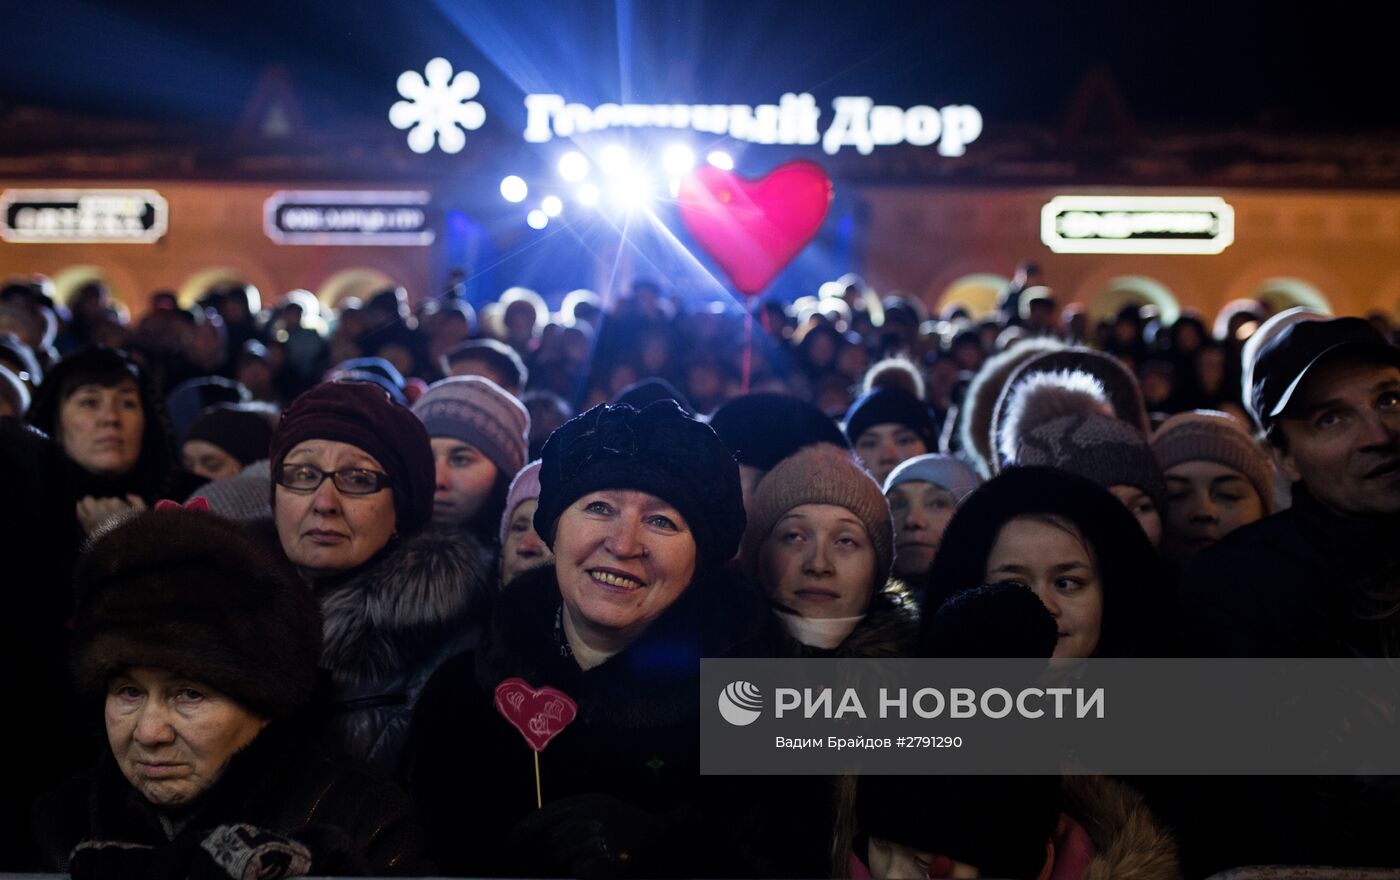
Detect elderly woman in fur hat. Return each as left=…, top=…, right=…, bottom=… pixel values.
left=406, top=400, right=776, bottom=877
left=31, top=508, right=429, bottom=877
left=268, top=380, right=494, bottom=773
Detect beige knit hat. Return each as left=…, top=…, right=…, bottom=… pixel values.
left=1151, top=410, right=1275, bottom=513
left=739, top=444, right=894, bottom=587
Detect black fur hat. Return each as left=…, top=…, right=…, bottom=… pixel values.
left=73, top=508, right=321, bottom=717
left=534, top=400, right=744, bottom=573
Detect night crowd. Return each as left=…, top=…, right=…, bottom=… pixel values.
left=3, top=262, right=1400, bottom=879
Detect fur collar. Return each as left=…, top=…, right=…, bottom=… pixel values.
left=1063, top=775, right=1181, bottom=880
left=318, top=527, right=494, bottom=688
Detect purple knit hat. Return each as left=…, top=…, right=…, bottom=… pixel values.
left=499, top=460, right=543, bottom=545
left=270, top=380, right=435, bottom=537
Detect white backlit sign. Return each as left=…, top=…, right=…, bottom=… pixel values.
left=1040, top=196, right=1235, bottom=255
left=264, top=191, right=434, bottom=246
left=0, top=189, right=168, bottom=244
left=523, top=93, right=982, bottom=156
left=388, top=62, right=981, bottom=157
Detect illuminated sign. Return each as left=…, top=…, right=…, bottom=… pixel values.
left=524, top=94, right=982, bottom=157
left=389, top=61, right=981, bottom=157
left=1040, top=196, right=1235, bottom=255
left=0, top=189, right=167, bottom=243
left=264, top=191, right=435, bottom=246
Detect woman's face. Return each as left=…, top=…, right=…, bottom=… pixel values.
left=105, top=666, right=267, bottom=808
left=58, top=377, right=145, bottom=477
left=854, top=424, right=930, bottom=486
left=182, top=440, right=242, bottom=481
left=274, top=439, right=397, bottom=578
left=428, top=437, right=500, bottom=527
left=1162, top=460, right=1265, bottom=563
left=1108, top=484, right=1162, bottom=548
left=553, top=489, right=697, bottom=641
left=985, top=515, right=1103, bottom=659
left=758, top=503, right=878, bottom=619
left=500, top=498, right=552, bottom=586
left=887, top=481, right=957, bottom=578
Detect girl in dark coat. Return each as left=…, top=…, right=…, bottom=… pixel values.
left=920, top=466, right=1180, bottom=659
left=405, top=400, right=776, bottom=878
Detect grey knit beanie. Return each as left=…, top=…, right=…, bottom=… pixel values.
left=413, top=376, right=530, bottom=479
left=1016, top=413, right=1168, bottom=517
left=740, top=444, right=894, bottom=588
left=1151, top=410, right=1275, bottom=513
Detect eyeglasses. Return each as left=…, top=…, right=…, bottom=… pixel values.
left=275, top=464, right=392, bottom=495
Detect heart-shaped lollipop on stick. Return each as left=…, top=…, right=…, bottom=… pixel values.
left=494, top=677, right=579, bottom=806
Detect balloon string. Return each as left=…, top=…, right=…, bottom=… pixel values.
left=534, top=750, right=542, bottom=809
left=742, top=310, right=753, bottom=394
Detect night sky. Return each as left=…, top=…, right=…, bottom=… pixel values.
left=3, top=0, right=1397, bottom=135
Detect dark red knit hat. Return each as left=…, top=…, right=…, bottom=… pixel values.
left=269, top=380, right=435, bottom=537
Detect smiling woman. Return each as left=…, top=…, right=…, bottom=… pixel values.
left=405, top=400, right=777, bottom=877
left=32, top=508, right=429, bottom=876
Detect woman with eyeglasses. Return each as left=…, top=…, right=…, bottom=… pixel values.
left=269, top=379, right=493, bottom=774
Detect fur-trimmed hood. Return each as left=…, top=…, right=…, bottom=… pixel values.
left=1063, top=774, right=1182, bottom=880
left=316, top=526, right=496, bottom=769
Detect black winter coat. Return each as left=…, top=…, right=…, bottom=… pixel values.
left=1181, top=482, right=1400, bottom=657
left=30, top=719, right=430, bottom=876
left=404, top=563, right=777, bottom=877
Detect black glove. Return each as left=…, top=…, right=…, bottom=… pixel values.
left=508, top=793, right=665, bottom=879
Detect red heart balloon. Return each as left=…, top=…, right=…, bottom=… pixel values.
left=677, top=160, right=833, bottom=296
left=494, top=677, right=579, bottom=752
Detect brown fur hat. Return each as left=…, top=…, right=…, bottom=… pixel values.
left=73, top=508, right=321, bottom=717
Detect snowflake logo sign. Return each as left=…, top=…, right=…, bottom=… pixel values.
left=389, top=57, right=486, bottom=154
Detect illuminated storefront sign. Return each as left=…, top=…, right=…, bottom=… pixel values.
left=523, top=94, right=983, bottom=157
left=389, top=59, right=982, bottom=157
left=264, top=191, right=435, bottom=246
left=0, top=189, right=168, bottom=243
left=1041, top=195, right=1235, bottom=255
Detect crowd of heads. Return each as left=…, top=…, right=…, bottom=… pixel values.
left=5, top=263, right=1400, bottom=877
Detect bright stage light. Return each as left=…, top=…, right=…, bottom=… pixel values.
left=576, top=183, right=600, bottom=207
left=599, top=144, right=630, bottom=175
left=663, top=145, right=695, bottom=177
left=558, top=151, right=589, bottom=182
left=706, top=150, right=734, bottom=171
left=527, top=209, right=548, bottom=229
left=541, top=195, right=563, bottom=217
left=500, top=175, right=528, bottom=203
left=609, top=171, right=654, bottom=210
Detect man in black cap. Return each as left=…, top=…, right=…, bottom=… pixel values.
left=1174, top=316, right=1400, bottom=873
left=1183, top=315, right=1400, bottom=657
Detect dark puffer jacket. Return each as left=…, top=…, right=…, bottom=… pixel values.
left=404, top=563, right=777, bottom=877
left=317, top=526, right=495, bottom=774
left=30, top=719, right=430, bottom=876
